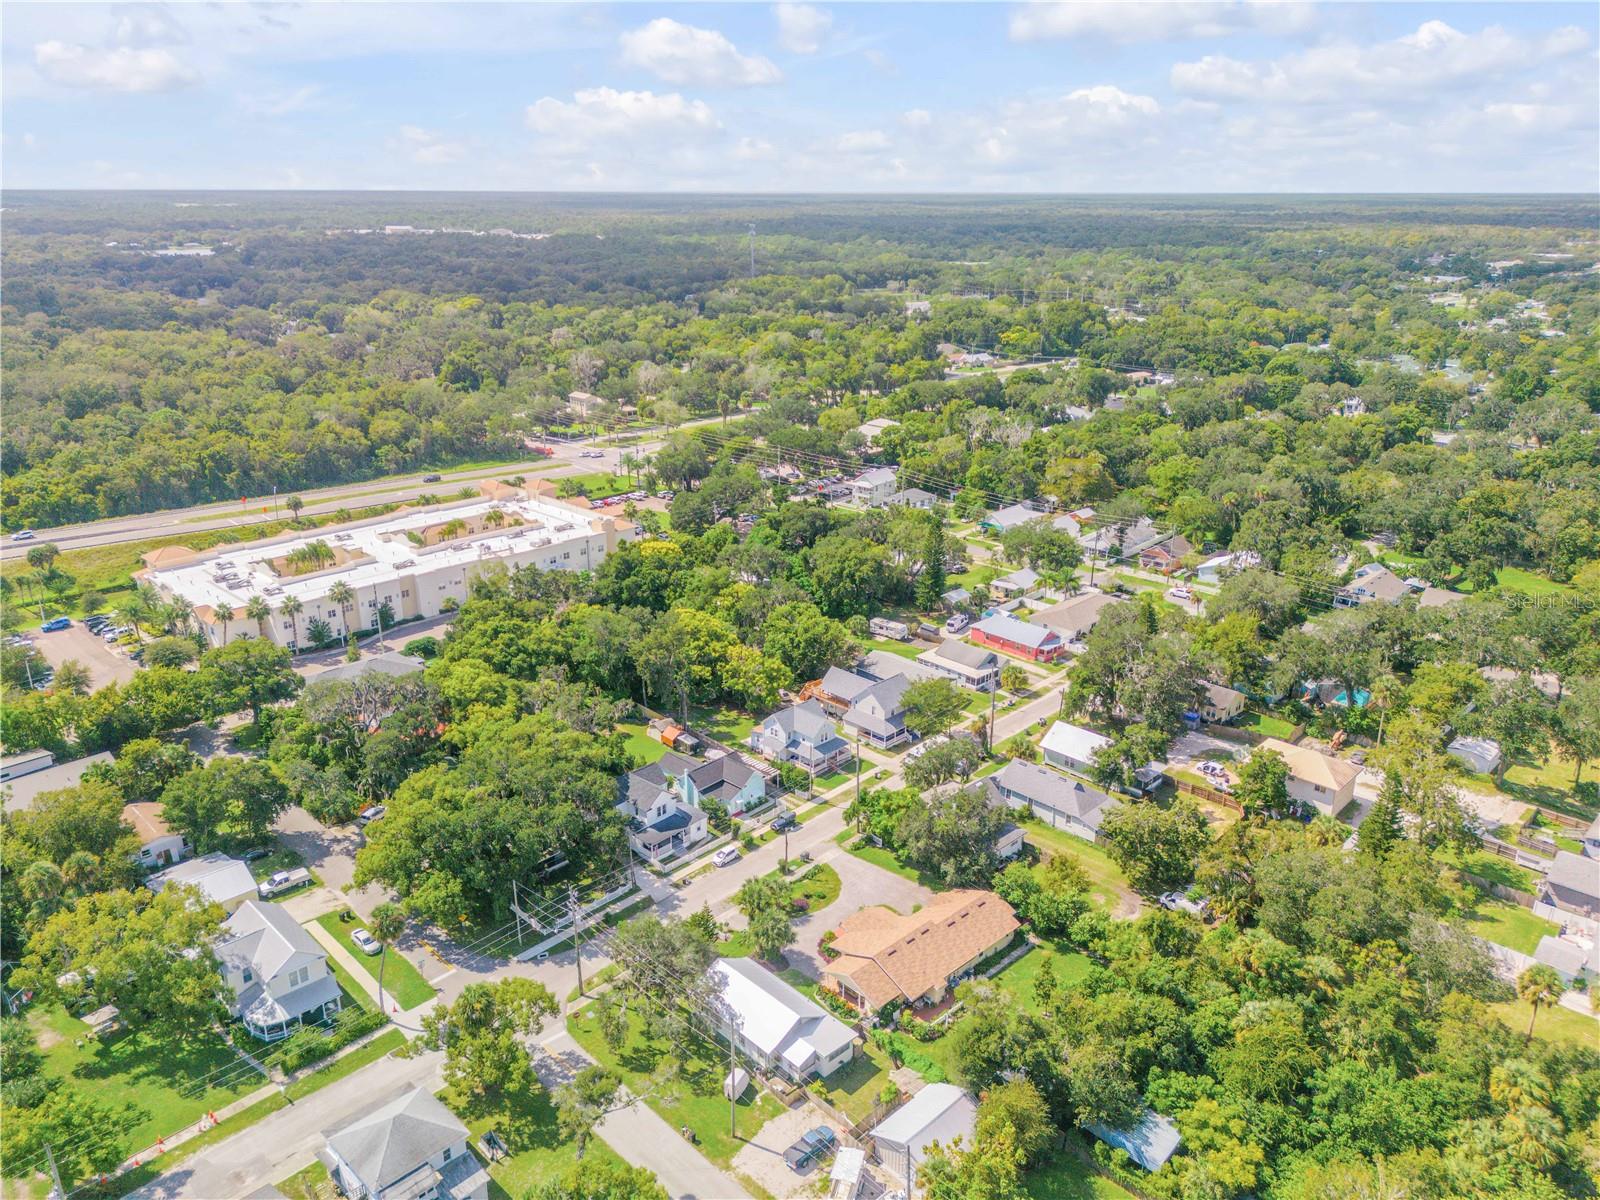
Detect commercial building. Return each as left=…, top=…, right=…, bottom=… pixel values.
left=137, top=489, right=634, bottom=650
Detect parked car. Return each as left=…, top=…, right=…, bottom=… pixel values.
left=1158, top=892, right=1209, bottom=916
left=944, top=613, right=971, bottom=634
left=713, top=846, right=741, bottom=867
left=783, top=1127, right=837, bottom=1171
left=40, top=617, right=72, bottom=632
left=258, top=868, right=311, bottom=898
left=421, top=473, right=443, bottom=483
left=11, top=530, right=35, bottom=541
left=770, top=812, right=798, bottom=833
left=241, top=846, right=273, bottom=862
left=357, top=804, right=387, bottom=826
left=1169, top=586, right=1194, bottom=601
left=350, top=928, right=381, bottom=955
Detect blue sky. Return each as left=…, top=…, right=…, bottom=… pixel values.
left=3, top=2, right=1596, bottom=191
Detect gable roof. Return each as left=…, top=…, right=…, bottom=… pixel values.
left=1545, top=850, right=1600, bottom=906
left=148, top=853, right=256, bottom=906
left=871, top=1083, right=977, bottom=1164
left=1041, top=721, right=1112, bottom=764
left=220, top=900, right=326, bottom=983
left=827, top=890, right=1019, bottom=1010
left=712, top=957, right=855, bottom=1068
left=1417, top=585, right=1466, bottom=609
left=853, top=467, right=898, bottom=488
left=983, top=503, right=1050, bottom=532
left=819, top=667, right=878, bottom=705
left=995, top=568, right=1041, bottom=589
left=987, top=761, right=1118, bottom=828
left=921, top=640, right=998, bottom=671
left=686, top=753, right=760, bottom=798
left=973, top=613, right=1059, bottom=651
left=1342, top=564, right=1411, bottom=601
left=765, top=700, right=839, bottom=745
left=122, top=802, right=175, bottom=846
left=1032, top=591, right=1122, bottom=638
left=1258, top=738, right=1362, bottom=792
left=325, top=1086, right=470, bottom=1192
left=1201, top=681, right=1247, bottom=709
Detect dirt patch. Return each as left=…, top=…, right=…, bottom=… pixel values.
left=34, top=1021, right=65, bottom=1051
left=733, top=1101, right=840, bottom=1199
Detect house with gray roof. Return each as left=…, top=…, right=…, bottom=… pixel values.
left=813, top=667, right=912, bottom=748
left=749, top=700, right=853, bottom=772
left=1539, top=851, right=1600, bottom=918
left=218, top=901, right=343, bottom=1042
left=992, top=567, right=1043, bottom=598
left=321, top=1086, right=488, bottom=1200
left=885, top=487, right=936, bottom=510
left=917, top=640, right=1001, bottom=691
left=847, top=467, right=899, bottom=507
left=712, top=957, right=856, bottom=1082
left=984, top=760, right=1119, bottom=843
left=980, top=503, right=1051, bottom=534
left=1033, top=591, right=1123, bottom=644
left=149, top=852, right=258, bottom=913
left=617, top=752, right=711, bottom=864
left=1336, top=563, right=1416, bottom=607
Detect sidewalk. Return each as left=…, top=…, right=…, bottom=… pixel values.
left=536, top=1031, right=751, bottom=1200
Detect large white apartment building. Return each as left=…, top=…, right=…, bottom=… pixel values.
left=138, top=487, right=634, bottom=650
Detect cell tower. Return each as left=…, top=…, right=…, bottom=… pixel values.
left=748, top=223, right=756, bottom=278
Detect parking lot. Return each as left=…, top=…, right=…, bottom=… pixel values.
left=30, top=621, right=139, bottom=690
left=732, top=1103, right=841, bottom=1199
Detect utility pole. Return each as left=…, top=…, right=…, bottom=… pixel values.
left=854, top=734, right=863, bottom=809
left=568, top=886, right=585, bottom=998
left=988, top=679, right=998, bottom=751
left=43, top=1142, right=64, bottom=1200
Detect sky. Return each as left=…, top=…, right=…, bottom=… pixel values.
left=3, top=1, right=1597, bottom=193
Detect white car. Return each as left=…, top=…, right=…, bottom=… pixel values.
left=1169, top=586, right=1194, bottom=601
left=11, top=530, right=35, bottom=542
left=713, top=846, right=741, bottom=867
left=357, top=804, right=387, bottom=826
left=350, top=928, right=381, bottom=955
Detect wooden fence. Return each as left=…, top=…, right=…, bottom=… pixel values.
left=1176, top=778, right=1243, bottom=812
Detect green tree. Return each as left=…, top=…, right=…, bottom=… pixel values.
left=917, top=1124, right=1028, bottom=1200
left=735, top=873, right=796, bottom=962
left=421, top=978, right=559, bottom=1096
left=526, top=1162, right=669, bottom=1200
left=1356, top=772, right=1405, bottom=860
left=328, top=580, right=356, bottom=646
left=1515, top=966, right=1564, bottom=1042
left=0, top=1086, right=130, bottom=1191
left=901, top=678, right=969, bottom=740
left=1234, top=747, right=1289, bottom=819
left=553, top=1065, right=622, bottom=1160
left=760, top=601, right=855, bottom=681
left=159, top=758, right=289, bottom=852
left=1097, top=798, right=1209, bottom=896
left=286, top=494, right=305, bottom=521
left=975, top=1078, right=1055, bottom=1166
left=198, top=637, right=301, bottom=725
left=894, top=786, right=1007, bottom=888
left=93, top=737, right=200, bottom=806
left=916, top=516, right=948, bottom=610
left=1550, top=676, right=1600, bottom=787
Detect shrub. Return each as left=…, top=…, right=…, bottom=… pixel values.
left=406, top=636, right=439, bottom=659
left=276, top=1007, right=389, bottom=1073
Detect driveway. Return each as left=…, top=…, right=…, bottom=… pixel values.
left=31, top=622, right=137, bottom=689
left=274, top=806, right=391, bottom=920
left=732, top=1103, right=835, bottom=1199
left=1165, top=730, right=1241, bottom=766
left=785, top=851, right=934, bottom=982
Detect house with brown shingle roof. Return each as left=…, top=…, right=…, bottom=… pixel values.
left=1257, top=738, right=1361, bottom=818
left=123, top=802, right=190, bottom=868
left=821, top=889, right=1019, bottom=1013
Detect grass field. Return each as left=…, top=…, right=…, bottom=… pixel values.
left=444, top=1077, right=625, bottom=1200
left=315, top=911, right=437, bottom=1010
left=284, top=1028, right=407, bottom=1100
left=1024, top=1147, right=1141, bottom=1200
left=1436, top=847, right=1539, bottom=894
left=1487, top=998, right=1600, bottom=1049
left=859, top=635, right=926, bottom=660
left=1019, top=820, right=1136, bottom=911
left=687, top=703, right=760, bottom=747
left=619, top=721, right=670, bottom=766
left=1489, top=743, right=1599, bottom=820
left=989, top=943, right=1095, bottom=1014
left=1237, top=710, right=1298, bottom=739
left=790, top=863, right=842, bottom=912
left=25, top=1005, right=263, bottom=1153
left=1456, top=896, right=1559, bottom=955
left=276, top=1161, right=337, bottom=1200
left=567, top=1004, right=784, bottom=1169
left=845, top=837, right=945, bottom=888
left=809, top=1037, right=897, bottom=1122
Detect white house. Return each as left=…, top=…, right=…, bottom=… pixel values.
left=148, top=853, right=258, bottom=913
left=870, top=1083, right=977, bottom=1178
left=321, top=1086, right=489, bottom=1200
left=123, top=802, right=190, bottom=868
left=712, top=957, right=856, bottom=1081
left=1447, top=736, right=1502, bottom=776
left=1195, top=551, right=1261, bottom=585
left=1257, top=739, right=1361, bottom=818
left=816, top=668, right=914, bottom=749
left=218, top=901, right=343, bottom=1042
left=857, top=417, right=899, bottom=444
left=847, top=468, right=899, bottom=507
left=991, top=568, right=1043, bottom=599
left=749, top=700, right=853, bottom=772
left=884, top=487, right=936, bottom=510
left=616, top=755, right=711, bottom=866
left=917, top=640, right=1000, bottom=692
left=1040, top=721, right=1113, bottom=774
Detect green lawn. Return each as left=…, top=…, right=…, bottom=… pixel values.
left=315, top=911, right=438, bottom=1010
left=1237, top=710, right=1298, bottom=739
left=276, top=1160, right=338, bottom=1200
left=1456, top=896, right=1559, bottom=955
left=284, top=1029, right=407, bottom=1100
left=567, top=1004, right=784, bottom=1169
left=687, top=703, right=760, bottom=746
left=814, top=764, right=856, bottom=790
left=443, top=1077, right=625, bottom=1200
left=1488, top=998, right=1600, bottom=1050
left=1436, top=847, right=1539, bottom=894
left=1019, top=820, right=1135, bottom=910
left=25, top=1004, right=264, bottom=1153
left=989, top=944, right=1095, bottom=1014
left=619, top=721, right=670, bottom=766
left=845, top=838, right=945, bottom=888
left=1025, top=1149, right=1141, bottom=1199
left=1491, top=567, right=1569, bottom=598
left=790, top=863, right=842, bottom=913
left=859, top=636, right=926, bottom=661
left=1492, top=743, right=1599, bottom=820
left=809, top=1038, right=896, bottom=1123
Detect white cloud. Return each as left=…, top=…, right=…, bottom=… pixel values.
left=395, top=125, right=466, bottom=165
left=836, top=129, right=890, bottom=153
left=239, top=85, right=323, bottom=117
left=1010, top=1, right=1313, bottom=44
left=901, top=108, right=932, bottom=128
left=1172, top=20, right=1591, bottom=103
left=111, top=5, right=190, bottom=48
left=33, top=40, right=197, bottom=92
left=775, top=3, right=832, bottom=54
left=525, top=87, right=719, bottom=140
left=734, top=136, right=777, bottom=160
left=619, top=18, right=781, bottom=87
left=1064, top=84, right=1160, bottom=120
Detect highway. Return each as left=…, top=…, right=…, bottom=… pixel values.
left=0, top=411, right=741, bottom=563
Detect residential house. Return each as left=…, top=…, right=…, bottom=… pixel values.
left=1256, top=738, right=1362, bottom=818
left=617, top=753, right=711, bottom=864
left=321, top=1086, right=489, bottom=1200
left=857, top=417, right=899, bottom=444
left=1335, top=563, right=1416, bottom=607
left=870, top=1083, right=977, bottom=1178
left=847, top=468, right=899, bottom=507
left=1087, top=1111, right=1183, bottom=1173
left=749, top=701, right=853, bottom=773
left=984, top=760, right=1119, bottom=843
left=1137, top=534, right=1192, bottom=573
left=822, top=889, right=1019, bottom=1013
left=884, top=487, right=936, bottom=510
left=1040, top=721, right=1113, bottom=774
left=683, top=753, right=768, bottom=816
left=2, top=751, right=115, bottom=814
left=1197, top=683, right=1248, bottom=725
left=1533, top=934, right=1599, bottom=986
left=861, top=649, right=942, bottom=687
left=1195, top=551, right=1261, bottom=585
left=979, top=503, right=1050, bottom=535
left=941, top=587, right=971, bottom=609
left=1078, top=517, right=1163, bottom=559
left=218, top=900, right=343, bottom=1042
left=123, top=802, right=190, bottom=868
left=812, top=668, right=913, bottom=749
left=1447, top=736, right=1502, bottom=776
left=312, top=650, right=425, bottom=686
left=1582, top=813, right=1600, bottom=859
left=148, top=852, right=258, bottom=913
left=991, top=568, right=1043, bottom=599
left=1033, top=591, right=1123, bottom=645
left=970, top=613, right=1064, bottom=663
left=1539, top=851, right=1600, bottom=918
left=710, top=957, right=856, bottom=1081
left=992, top=821, right=1026, bottom=859
left=916, top=641, right=1001, bottom=691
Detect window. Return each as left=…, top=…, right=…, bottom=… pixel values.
left=441, top=1147, right=452, bottom=1162
left=401, top=589, right=410, bottom=598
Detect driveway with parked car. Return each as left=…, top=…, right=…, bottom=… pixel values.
left=734, top=1106, right=842, bottom=1199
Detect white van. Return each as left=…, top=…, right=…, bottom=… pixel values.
left=944, top=613, right=970, bottom=634
left=713, top=846, right=741, bottom=867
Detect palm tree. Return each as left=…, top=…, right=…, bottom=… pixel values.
left=215, top=602, right=234, bottom=646
left=483, top=508, right=507, bottom=529
left=1489, top=1059, right=1552, bottom=1111
left=368, top=903, right=406, bottom=1015
left=245, top=595, right=272, bottom=640
left=1503, top=1103, right=1565, bottom=1168
left=117, top=599, right=147, bottom=645
left=1369, top=672, right=1406, bottom=745
left=1515, top=965, right=1565, bottom=1041
left=167, top=595, right=196, bottom=636
left=328, top=582, right=355, bottom=647
left=52, top=660, right=92, bottom=696
left=279, top=595, right=303, bottom=652
left=437, top=519, right=467, bottom=542
left=286, top=494, right=305, bottom=522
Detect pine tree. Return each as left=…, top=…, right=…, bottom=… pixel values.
left=1357, top=771, right=1406, bottom=860
left=917, top=515, right=948, bottom=610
